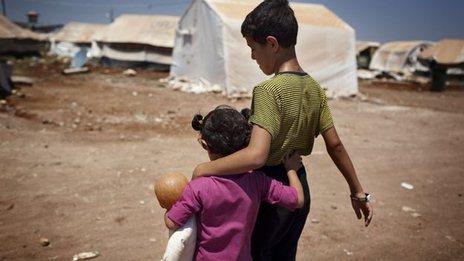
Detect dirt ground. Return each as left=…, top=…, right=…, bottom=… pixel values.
left=1, top=61, right=463, bottom=260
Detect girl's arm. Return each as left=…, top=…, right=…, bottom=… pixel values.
left=284, top=153, right=305, bottom=208
left=322, top=126, right=373, bottom=226
left=193, top=125, right=271, bottom=178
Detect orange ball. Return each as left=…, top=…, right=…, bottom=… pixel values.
left=154, top=173, right=188, bottom=209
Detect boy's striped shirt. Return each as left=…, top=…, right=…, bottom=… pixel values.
left=250, top=72, right=333, bottom=166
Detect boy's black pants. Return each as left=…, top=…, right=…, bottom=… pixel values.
left=252, top=164, right=311, bottom=261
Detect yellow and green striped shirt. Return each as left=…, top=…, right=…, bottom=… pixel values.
left=250, top=72, right=334, bottom=166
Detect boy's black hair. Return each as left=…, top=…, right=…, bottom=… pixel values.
left=191, top=105, right=251, bottom=157
left=241, top=0, right=298, bottom=48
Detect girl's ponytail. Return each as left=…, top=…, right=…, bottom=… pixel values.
left=240, top=108, right=251, bottom=121
left=191, top=114, right=203, bottom=131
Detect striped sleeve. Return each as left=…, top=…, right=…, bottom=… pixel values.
left=250, top=85, right=281, bottom=139
left=318, top=90, right=334, bottom=135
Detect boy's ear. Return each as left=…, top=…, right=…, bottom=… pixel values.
left=265, top=36, right=280, bottom=53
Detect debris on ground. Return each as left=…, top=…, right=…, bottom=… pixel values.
left=401, top=182, right=414, bottom=190
left=62, top=67, right=90, bottom=75
left=39, top=237, right=50, bottom=247
left=123, top=69, right=137, bottom=77
left=72, top=251, right=100, bottom=261
left=11, top=76, right=35, bottom=86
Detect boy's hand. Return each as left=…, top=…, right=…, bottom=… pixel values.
left=284, top=152, right=303, bottom=171
left=192, top=163, right=206, bottom=180
left=351, top=194, right=373, bottom=227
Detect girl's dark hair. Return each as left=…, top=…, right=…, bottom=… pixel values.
left=191, top=106, right=252, bottom=156
left=241, top=0, right=298, bottom=48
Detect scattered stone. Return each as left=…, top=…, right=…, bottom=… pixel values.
left=123, top=69, right=137, bottom=77
left=62, top=67, right=89, bottom=75
left=114, top=216, right=126, bottom=224
left=149, top=238, right=157, bottom=242
left=310, top=219, right=320, bottom=224
left=402, top=206, right=415, bottom=212
left=72, top=251, right=99, bottom=261
left=141, top=168, right=146, bottom=172
left=330, top=205, right=337, bottom=210
left=411, top=213, right=421, bottom=218
left=39, top=237, right=50, bottom=247
left=139, top=200, right=145, bottom=205
left=167, top=110, right=176, bottom=114
left=132, top=91, right=138, bottom=96
left=42, top=119, right=53, bottom=124
left=445, top=235, right=456, bottom=242
left=74, top=118, right=81, bottom=124
left=401, top=182, right=414, bottom=190
left=343, top=249, right=353, bottom=256
left=11, top=76, right=35, bottom=86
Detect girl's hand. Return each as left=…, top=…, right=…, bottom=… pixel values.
left=284, top=152, right=303, bottom=171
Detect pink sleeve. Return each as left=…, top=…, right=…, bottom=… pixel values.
left=166, top=182, right=202, bottom=227
left=256, top=172, right=298, bottom=211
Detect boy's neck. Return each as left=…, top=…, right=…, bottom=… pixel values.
left=274, top=47, right=304, bottom=74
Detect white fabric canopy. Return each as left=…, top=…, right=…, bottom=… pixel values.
left=170, top=0, right=358, bottom=97
left=93, top=14, right=179, bottom=64
left=369, top=41, right=434, bottom=73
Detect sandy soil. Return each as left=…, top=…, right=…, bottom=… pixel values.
left=1, top=62, right=463, bottom=260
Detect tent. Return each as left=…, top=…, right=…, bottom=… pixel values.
left=49, top=22, right=106, bottom=57
left=418, top=39, right=464, bottom=91
left=0, top=15, right=45, bottom=55
left=92, top=14, right=179, bottom=70
left=356, top=41, right=380, bottom=69
left=369, top=41, right=434, bottom=74
left=169, top=0, right=358, bottom=97
left=418, top=39, right=464, bottom=68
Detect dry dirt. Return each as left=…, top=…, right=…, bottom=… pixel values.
left=1, top=62, right=463, bottom=260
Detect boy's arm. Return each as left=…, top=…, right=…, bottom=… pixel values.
left=322, top=126, right=373, bottom=226
left=284, top=153, right=305, bottom=208
left=193, top=125, right=271, bottom=178
left=165, top=212, right=180, bottom=230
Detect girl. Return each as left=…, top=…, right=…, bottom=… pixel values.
left=164, top=105, right=304, bottom=260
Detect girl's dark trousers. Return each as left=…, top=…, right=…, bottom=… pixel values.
left=251, top=164, right=311, bottom=261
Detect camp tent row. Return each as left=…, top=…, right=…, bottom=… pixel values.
left=92, top=14, right=179, bottom=70
left=47, top=15, right=179, bottom=70
left=49, top=22, right=107, bottom=57
left=169, top=0, right=358, bottom=98
left=0, top=15, right=46, bottom=55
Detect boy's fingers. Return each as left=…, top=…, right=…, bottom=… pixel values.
left=364, top=205, right=373, bottom=227
left=353, top=203, right=362, bottom=219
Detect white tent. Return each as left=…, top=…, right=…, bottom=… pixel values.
left=169, top=0, right=358, bottom=97
left=418, top=39, right=464, bottom=68
left=49, top=22, right=106, bottom=57
left=92, top=14, right=179, bottom=67
left=0, top=15, right=45, bottom=54
left=369, top=41, right=434, bottom=74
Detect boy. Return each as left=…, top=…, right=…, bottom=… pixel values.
left=193, top=0, right=373, bottom=260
